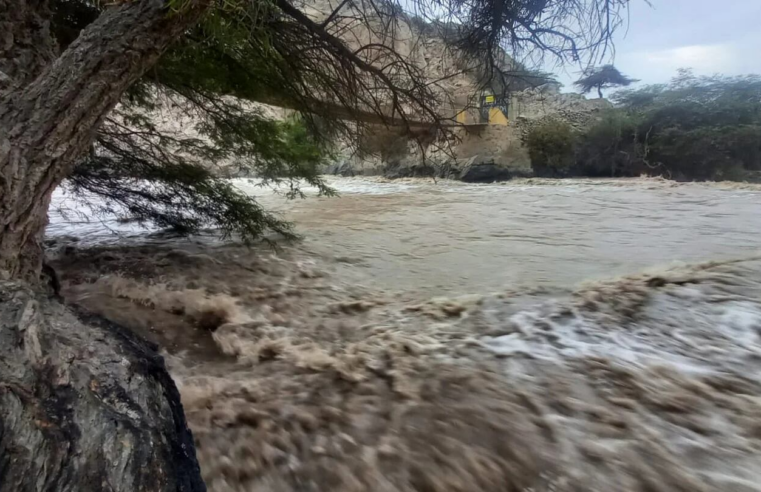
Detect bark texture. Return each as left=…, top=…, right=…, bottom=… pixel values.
left=0, top=280, right=206, bottom=491
left=0, top=0, right=209, bottom=282
left=0, top=2, right=212, bottom=490
left=0, top=0, right=57, bottom=92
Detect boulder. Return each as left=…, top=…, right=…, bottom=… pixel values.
left=459, top=159, right=512, bottom=183
left=323, top=159, right=356, bottom=176
left=383, top=162, right=436, bottom=179
left=0, top=281, right=205, bottom=492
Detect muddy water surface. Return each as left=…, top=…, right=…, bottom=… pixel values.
left=246, top=177, right=761, bottom=293
left=48, top=178, right=761, bottom=492
left=51, top=177, right=761, bottom=293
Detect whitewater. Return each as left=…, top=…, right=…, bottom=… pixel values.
left=47, top=177, right=761, bottom=491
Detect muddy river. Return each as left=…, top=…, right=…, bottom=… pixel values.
left=267, top=177, right=761, bottom=292
left=51, top=176, right=761, bottom=293
left=47, top=177, right=761, bottom=492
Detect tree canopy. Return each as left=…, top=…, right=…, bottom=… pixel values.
left=529, top=69, right=761, bottom=181
left=614, top=69, right=761, bottom=180
left=574, top=64, right=638, bottom=98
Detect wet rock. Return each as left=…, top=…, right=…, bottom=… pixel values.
left=383, top=162, right=436, bottom=179
left=324, top=159, right=356, bottom=177
left=459, top=159, right=512, bottom=183
left=0, top=281, right=205, bottom=492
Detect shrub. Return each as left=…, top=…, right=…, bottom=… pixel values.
left=569, top=71, right=761, bottom=181
left=648, top=125, right=761, bottom=181
left=575, top=110, right=643, bottom=177
left=526, top=119, right=577, bottom=176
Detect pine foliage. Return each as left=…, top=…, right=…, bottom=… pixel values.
left=574, top=65, right=638, bottom=98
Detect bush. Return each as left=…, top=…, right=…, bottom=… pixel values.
left=724, top=125, right=761, bottom=171
left=647, top=125, right=761, bottom=181
left=564, top=71, right=761, bottom=181
left=526, top=119, right=576, bottom=176
left=575, top=110, right=643, bottom=177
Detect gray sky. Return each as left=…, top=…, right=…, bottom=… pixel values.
left=551, top=0, right=761, bottom=92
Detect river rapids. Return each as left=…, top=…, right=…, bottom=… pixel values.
left=47, top=177, right=761, bottom=491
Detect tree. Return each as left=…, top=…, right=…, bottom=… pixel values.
left=614, top=70, right=761, bottom=180
left=1, top=0, right=631, bottom=284
left=49, top=0, right=338, bottom=243
left=561, top=70, right=761, bottom=181
left=526, top=119, right=577, bottom=176
left=574, top=64, right=638, bottom=98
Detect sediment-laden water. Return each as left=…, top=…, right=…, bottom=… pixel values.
left=48, top=177, right=761, bottom=491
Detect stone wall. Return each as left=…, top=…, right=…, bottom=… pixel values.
left=510, top=88, right=612, bottom=141
left=508, top=87, right=611, bottom=125
left=449, top=125, right=532, bottom=174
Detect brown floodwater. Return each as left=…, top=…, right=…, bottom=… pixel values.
left=245, top=176, right=761, bottom=293
left=48, top=177, right=761, bottom=492
left=51, top=176, right=761, bottom=295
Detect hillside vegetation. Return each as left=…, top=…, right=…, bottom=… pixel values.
left=528, top=70, right=761, bottom=181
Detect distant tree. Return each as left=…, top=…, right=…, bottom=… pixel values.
left=570, top=70, right=761, bottom=181
left=574, top=65, right=639, bottom=98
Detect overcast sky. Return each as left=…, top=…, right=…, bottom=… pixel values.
left=550, top=0, right=761, bottom=92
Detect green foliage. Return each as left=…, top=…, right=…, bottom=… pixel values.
left=51, top=0, right=335, bottom=240
left=526, top=119, right=577, bottom=176
left=574, top=110, right=644, bottom=177
left=645, top=124, right=761, bottom=181
left=574, top=65, right=638, bottom=98
left=547, top=70, right=761, bottom=181
left=67, top=95, right=337, bottom=241
left=622, top=70, right=761, bottom=180
left=69, top=160, right=298, bottom=241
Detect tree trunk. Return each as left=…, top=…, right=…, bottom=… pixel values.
left=597, top=85, right=603, bottom=99
left=0, top=5, right=212, bottom=489
left=0, top=0, right=210, bottom=283
left=0, top=279, right=207, bottom=491
left=0, top=0, right=57, bottom=92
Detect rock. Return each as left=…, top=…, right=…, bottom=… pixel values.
left=459, top=159, right=512, bottom=183
left=0, top=281, right=206, bottom=492
left=383, top=162, right=435, bottom=179
left=380, top=155, right=517, bottom=182
left=324, top=159, right=356, bottom=176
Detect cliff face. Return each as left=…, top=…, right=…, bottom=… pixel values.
left=303, top=0, right=483, bottom=106
left=328, top=86, right=611, bottom=180
left=305, top=0, right=610, bottom=179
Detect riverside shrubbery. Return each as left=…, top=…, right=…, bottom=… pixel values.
left=527, top=70, right=761, bottom=181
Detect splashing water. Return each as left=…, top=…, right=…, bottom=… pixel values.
left=49, top=177, right=761, bottom=491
